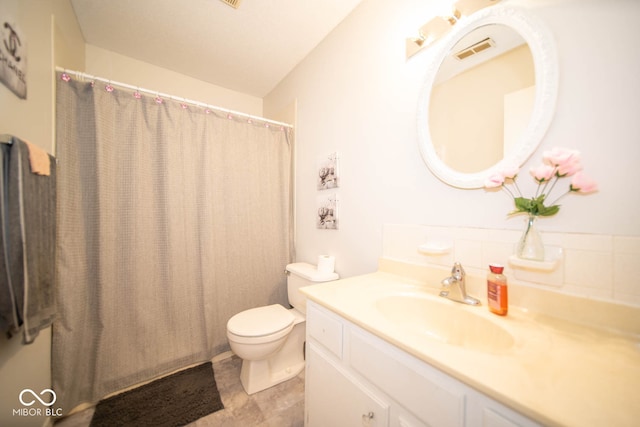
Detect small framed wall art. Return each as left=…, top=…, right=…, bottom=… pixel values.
left=317, top=152, right=340, bottom=191
left=316, top=193, right=338, bottom=230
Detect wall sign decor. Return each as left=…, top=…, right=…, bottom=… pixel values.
left=316, top=193, right=338, bottom=230
left=0, top=15, right=27, bottom=99
left=317, top=152, right=340, bottom=190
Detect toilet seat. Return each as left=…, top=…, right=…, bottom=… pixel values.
left=227, top=304, right=294, bottom=338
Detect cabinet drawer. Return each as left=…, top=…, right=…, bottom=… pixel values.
left=307, top=302, right=344, bottom=359
left=349, top=328, right=465, bottom=427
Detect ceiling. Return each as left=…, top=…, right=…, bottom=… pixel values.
left=70, top=0, right=364, bottom=98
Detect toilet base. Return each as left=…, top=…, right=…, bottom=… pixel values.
left=239, top=320, right=305, bottom=395
left=240, top=358, right=305, bottom=395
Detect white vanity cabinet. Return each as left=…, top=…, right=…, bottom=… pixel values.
left=305, top=300, right=541, bottom=427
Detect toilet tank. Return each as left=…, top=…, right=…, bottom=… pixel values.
left=285, top=262, right=339, bottom=314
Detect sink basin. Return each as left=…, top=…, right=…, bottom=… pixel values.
left=375, top=294, right=514, bottom=352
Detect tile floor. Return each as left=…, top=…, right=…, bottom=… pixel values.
left=54, top=355, right=305, bottom=427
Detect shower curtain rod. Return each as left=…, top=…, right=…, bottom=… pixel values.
left=54, top=67, right=294, bottom=129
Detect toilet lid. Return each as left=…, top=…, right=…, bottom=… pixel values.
left=227, top=304, right=295, bottom=338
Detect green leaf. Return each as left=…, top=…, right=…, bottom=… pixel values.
left=538, top=204, right=560, bottom=216
left=513, top=197, right=532, bottom=213
left=510, top=196, right=560, bottom=217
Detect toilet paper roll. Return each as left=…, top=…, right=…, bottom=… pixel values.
left=317, top=255, right=335, bottom=274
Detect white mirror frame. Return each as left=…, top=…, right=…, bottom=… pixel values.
left=417, top=6, right=558, bottom=189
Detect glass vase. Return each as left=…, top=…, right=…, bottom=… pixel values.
left=517, top=214, right=545, bottom=261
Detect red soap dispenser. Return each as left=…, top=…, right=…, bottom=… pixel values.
left=487, top=264, right=508, bottom=316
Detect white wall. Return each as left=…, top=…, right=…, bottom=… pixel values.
left=85, top=45, right=263, bottom=117
left=264, top=0, right=640, bottom=283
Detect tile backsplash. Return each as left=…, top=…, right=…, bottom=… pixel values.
left=382, top=223, right=640, bottom=307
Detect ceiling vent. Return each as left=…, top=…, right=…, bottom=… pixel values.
left=454, top=37, right=495, bottom=60
left=219, top=0, right=242, bottom=9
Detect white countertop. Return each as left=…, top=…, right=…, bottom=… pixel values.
left=300, top=259, right=640, bottom=427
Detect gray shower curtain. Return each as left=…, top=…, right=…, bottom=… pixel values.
left=53, top=75, right=293, bottom=412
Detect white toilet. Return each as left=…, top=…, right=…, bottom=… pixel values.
left=226, top=262, right=339, bottom=394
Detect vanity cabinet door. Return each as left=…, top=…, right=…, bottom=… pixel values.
left=349, top=328, right=466, bottom=427
left=467, top=393, right=542, bottom=427
left=392, top=409, right=429, bottom=427
left=306, top=342, right=390, bottom=427
left=481, top=408, right=527, bottom=427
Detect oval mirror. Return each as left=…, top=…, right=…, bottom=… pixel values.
left=417, top=6, right=558, bottom=188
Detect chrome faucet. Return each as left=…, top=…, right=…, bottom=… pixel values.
left=440, top=262, right=481, bottom=306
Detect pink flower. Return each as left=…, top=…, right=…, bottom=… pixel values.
left=543, top=147, right=583, bottom=176
left=543, top=147, right=577, bottom=165
left=486, top=148, right=597, bottom=217
left=484, top=173, right=505, bottom=188
left=529, top=164, right=555, bottom=183
left=557, top=157, right=582, bottom=176
left=498, top=161, right=520, bottom=180
left=570, top=172, right=598, bottom=193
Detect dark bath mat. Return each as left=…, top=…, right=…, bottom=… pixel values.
left=91, top=362, right=224, bottom=427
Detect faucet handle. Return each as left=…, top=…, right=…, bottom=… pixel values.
left=451, top=262, right=465, bottom=280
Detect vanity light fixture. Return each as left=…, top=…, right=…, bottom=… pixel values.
left=406, top=0, right=502, bottom=59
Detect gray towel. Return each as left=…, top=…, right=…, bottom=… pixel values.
left=0, top=142, right=17, bottom=335
left=0, top=136, right=56, bottom=344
